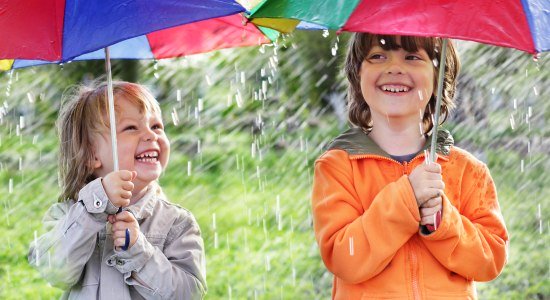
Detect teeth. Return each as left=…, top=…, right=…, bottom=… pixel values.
left=136, top=151, right=159, bottom=159
left=382, top=85, right=410, bottom=93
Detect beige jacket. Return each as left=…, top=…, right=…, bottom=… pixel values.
left=28, top=178, right=206, bottom=299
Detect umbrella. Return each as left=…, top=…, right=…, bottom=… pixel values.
left=0, top=13, right=276, bottom=71
left=0, top=0, right=247, bottom=62
left=249, top=0, right=549, bottom=54
left=0, top=0, right=274, bottom=174
left=248, top=0, right=549, bottom=230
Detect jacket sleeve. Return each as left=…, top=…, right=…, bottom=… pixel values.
left=312, top=150, right=421, bottom=284
left=109, top=210, right=207, bottom=300
left=419, top=161, right=509, bottom=281
left=27, top=178, right=117, bottom=288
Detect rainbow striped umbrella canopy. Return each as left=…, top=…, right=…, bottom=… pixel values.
left=0, top=0, right=274, bottom=70
left=249, top=0, right=549, bottom=54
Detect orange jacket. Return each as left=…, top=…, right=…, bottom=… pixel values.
left=312, top=128, right=508, bottom=299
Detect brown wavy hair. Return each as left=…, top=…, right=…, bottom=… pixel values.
left=344, top=33, right=460, bottom=134
left=57, top=81, right=160, bottom=202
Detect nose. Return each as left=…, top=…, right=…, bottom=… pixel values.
left=385, top=58, right=404, bottom=75
left=143, top=128, right=158, bottom=142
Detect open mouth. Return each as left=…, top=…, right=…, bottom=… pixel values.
left=135, top=150, right=159, bottom=163
left=380, top=84, right=411, bottom=93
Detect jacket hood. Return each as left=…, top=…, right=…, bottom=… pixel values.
left=326, top=127, right=454, bottom=158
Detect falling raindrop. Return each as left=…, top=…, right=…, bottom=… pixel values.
left=520, top=159, right=524, bottom=173
left=315, top=74, right=328, bottom=87
left=533, top=86, right=538, bottom=96
left=205, top=75, right=212, bottom=86
left=349, top=236, right=354, bottom=256
left=380, top=38, right=386, bottom=45
left=171, top=108, right=179, bottom=126
left=276, top=195, right=282, bottom=231
left=251, top=142, right=256, bottom=158
left=265, top=255, right=271, bottom=271
left=262, top=81, right=268, bottom=96
left=214, top=232, right=218, bottom=249
left=198, top=98, right=204, bottom=112
left=244, top=228, right=249, bottom=251
left=509, top=114, right=515, bottom=130
left=27, top=92, right=34, bottom=103
left=537, top=203, right=542, bottom=234
left=432, top=58, right=438, bottom=68
left=240, top=71, right=246, bottom=85
left=418, top=90, right=424, bottom=101
left=34, top=230, right=40, bottom=267
left=322, top=30, right=329, bottom=38
left=513, top=99, right=517, bottom=110
left=212, top=213, right=217, bottom=231
left=9, top=178, right=13, bottom=193
left=235, top=90, right=243, bottom=107
left=176, top=89, right=181, bottom=103
left=187, top=161, right=192, bottom=176
left=197, top=139, right=202, bottom=154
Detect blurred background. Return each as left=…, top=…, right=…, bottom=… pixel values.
left=0, top=31, right=548, bottom=299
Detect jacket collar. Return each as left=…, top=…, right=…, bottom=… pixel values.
left=125, top=183, right=163, bottom=221
left=326, top=127, right=454, bottom=160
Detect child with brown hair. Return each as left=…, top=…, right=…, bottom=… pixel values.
left=29, top=81, right=206, bottom=299
left=312, top=34, right=508, bottom=299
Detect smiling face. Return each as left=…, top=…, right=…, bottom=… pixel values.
left=359, top=36, right=435, bottom=126
left=92, top=96, right=170, bottom=190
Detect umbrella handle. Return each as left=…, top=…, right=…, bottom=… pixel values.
left=426, top=210, right=442, bottom=232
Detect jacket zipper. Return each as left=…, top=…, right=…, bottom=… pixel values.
left=352, top=154, right=423, bottom=298
left=410, top=242, right=421, bottom=300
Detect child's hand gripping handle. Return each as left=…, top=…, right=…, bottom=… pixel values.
left=424, top=150, right=442, bottom=232
left=103, top=170, right=137, bottom=251
left=115, top=207, right=130, bottom=251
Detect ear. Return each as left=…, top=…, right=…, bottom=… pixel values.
left=92, top=154, right=102, bottom=169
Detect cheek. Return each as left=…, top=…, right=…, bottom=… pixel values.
left=160, top=136, right=170, bottom=162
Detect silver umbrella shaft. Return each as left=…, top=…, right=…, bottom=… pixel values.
left=104, top=47, right=119, bottom=171
left=429, top=38, right=448, bottom=163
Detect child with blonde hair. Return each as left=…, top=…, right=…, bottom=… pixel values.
left=312, top=34, right=508, bottom=299
left=29, top=81, right=206, bottom=299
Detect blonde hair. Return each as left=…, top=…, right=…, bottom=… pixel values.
left=57, top=81, right=161, bottom=202
left=344, top=33, right=460, bottom=134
